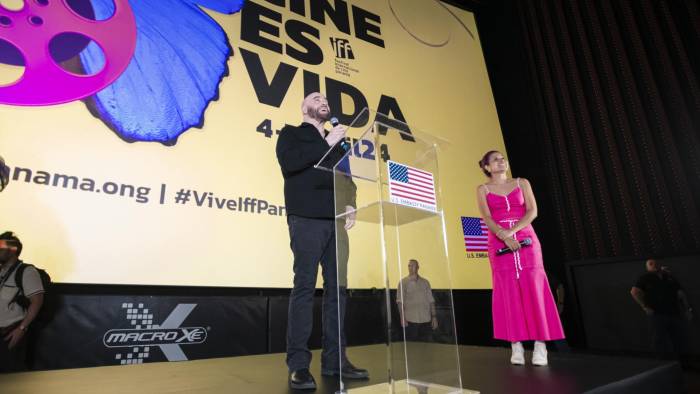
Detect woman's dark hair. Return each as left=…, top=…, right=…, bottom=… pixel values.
left=478, top=150, right=500, bottom=177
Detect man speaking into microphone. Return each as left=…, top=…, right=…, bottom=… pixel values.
left=276, top=92, right=367, bottom=390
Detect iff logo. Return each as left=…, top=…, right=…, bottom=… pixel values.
left=103, top=303, right=207, bottom=364
left=330, top=38, right=355, bottom=59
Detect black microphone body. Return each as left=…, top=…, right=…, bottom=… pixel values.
left=496, top=238, right=533, bottom=255
left=330, top=117, right=350, bottom=151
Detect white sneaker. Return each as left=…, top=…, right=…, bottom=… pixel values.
left=510, top=342, right=525, bottom=365
left=532, top=341, right=548, bottom=366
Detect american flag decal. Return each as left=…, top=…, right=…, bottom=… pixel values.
left=388, top=161, right=437, bottom=212
left=462, top=216, right=489, bottom=252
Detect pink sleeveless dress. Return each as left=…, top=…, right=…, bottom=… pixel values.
left=485, top=180, right=564, bottom=342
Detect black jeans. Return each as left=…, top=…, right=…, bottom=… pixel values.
left=404, top=322, right=433, bottom=342
left=286, top=215, right=348, bottom=372
left=648, top=314, right=686, bottom=358
left=0, top=322, right=27, bottom=373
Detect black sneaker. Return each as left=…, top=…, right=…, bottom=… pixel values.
left=289, top=368, right=317, bottom=390
left=321, top=361, right=369, bottom=379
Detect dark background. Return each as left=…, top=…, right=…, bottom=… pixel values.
left=461, top=0, right=700, bottom=352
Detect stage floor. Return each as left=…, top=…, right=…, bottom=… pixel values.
left=0, top=344, right=684, bottom=393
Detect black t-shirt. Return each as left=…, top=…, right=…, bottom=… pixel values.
left=275, top=122, right=356, bottom=219
left=634, top=272, right=681, bottom=315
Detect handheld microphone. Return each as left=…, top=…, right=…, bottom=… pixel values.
left=330, top=117, right=350, bottom=151
left=496, top=238, right=532, bottom=255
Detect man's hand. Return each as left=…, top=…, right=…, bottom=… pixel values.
left=401, top=318, right=408, bottom=328
left=4, top=326, right=25, bottom=349
left=325, top=125, right=347, bottom=146
left=344, top=205, right=356, bottom=230
left=431, top=317, right=438, bottom=330
left=643, top=306, right=654, bottom=316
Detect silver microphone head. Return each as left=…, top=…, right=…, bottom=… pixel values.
left=330, top=117, right=339, bottom=126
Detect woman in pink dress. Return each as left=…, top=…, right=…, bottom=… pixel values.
left=475, top=150, right=564, bottom=366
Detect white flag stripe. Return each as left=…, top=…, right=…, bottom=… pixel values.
left=408, top=170, right=433, bottom=181
left=393, top=178, right=435, bottom=192
left=409, top=176, right=434, bottom=186
left=389, top=179, right=435, bottom=191
left=407, top=181, right=435, bottom=191
left=390, top=182, right=436, bottom=198
left=408, top=167, right=433, bottom=177
left=395, top=183, right=435, bottom=195
left=390, top=186, right=437, bottom=202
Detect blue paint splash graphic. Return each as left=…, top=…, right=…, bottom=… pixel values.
left=81, top=0, right=245, bottom=145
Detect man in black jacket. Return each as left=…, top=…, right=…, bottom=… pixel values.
left=276, top=92, right=367, bottom=390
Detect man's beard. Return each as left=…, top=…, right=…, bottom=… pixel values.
left=313, top=108, right=330, bottom=121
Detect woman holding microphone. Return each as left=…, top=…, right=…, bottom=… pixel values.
left=475, top=150, right=564, bottom=366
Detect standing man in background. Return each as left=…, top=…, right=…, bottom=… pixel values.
left=397, top=259, right=438, bottom=342
left=276, top=92, right=367, bottom=390
left=0, top=231, right=45, bottom=373
left=631, top=259, right=692, bottom=362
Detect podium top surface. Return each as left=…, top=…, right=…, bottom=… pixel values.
left=337, top=201, right=441, bottom=226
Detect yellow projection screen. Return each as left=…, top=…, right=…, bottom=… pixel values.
left=0, top=0, right=503, bottom=288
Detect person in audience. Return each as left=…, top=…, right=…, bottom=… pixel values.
left=0, top=231, right=45, bottom=373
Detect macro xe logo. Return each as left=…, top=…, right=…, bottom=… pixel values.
left=104, top=327, right=206, bottom=346
left=330, top=38, right=355, bottom=59
left=103, top=303, right=207, bottom=364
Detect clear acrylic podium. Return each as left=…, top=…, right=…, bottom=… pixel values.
left=316, top=109, right=478, bottom=394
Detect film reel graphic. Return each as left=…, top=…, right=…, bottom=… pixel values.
left=0, top=0, right=136, bottom=106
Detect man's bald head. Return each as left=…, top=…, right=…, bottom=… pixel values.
left=302, top=92, right=330, bottom=122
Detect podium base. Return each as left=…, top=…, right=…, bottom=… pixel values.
left=343, top=379, right=478, bottom=394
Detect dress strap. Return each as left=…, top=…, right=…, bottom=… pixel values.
left=516, top=178, right=521, bottom=188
